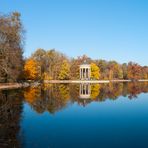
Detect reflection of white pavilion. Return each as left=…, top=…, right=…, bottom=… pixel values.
left=79, top=61, right=91, bottom=80
left=79, top=83, right=91, bottom=99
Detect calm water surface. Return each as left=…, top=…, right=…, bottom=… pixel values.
left=0, top=82, right=148, bottom=148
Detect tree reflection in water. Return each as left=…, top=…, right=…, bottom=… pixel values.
left=24, top=82, right=148, bottom=113
left=0, top=89, right=23, bottom=148
left=0, top=82, right=148, bottom=147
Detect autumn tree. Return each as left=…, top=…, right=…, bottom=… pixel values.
left=0, top=12, right=24, bottom=82
left=27, top=49, right=69, bottom=80
left=91, top=63, right=100, bottom=80
left=24, top=58, right=40, bottom=80
left=70, top=58, right=81, bottom=79
left=141, top=66, right=148, bottom=79
left=95, top=60, right=108, bottom=79
left=31, top=48, right=46, bottom=79
left=127, top=62, right=142, bottom=80
left=58, top=60, right=70, bottom=80
left=46, top=49, right=67, bottom=80
left=122, top=63, right=128, bottom=79
left=108, top=61, right=123, bottom=79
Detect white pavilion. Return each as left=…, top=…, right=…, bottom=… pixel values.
left=79, top=61, right=91, bottom=80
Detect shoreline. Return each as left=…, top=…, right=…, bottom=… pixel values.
left=0, top=82, right=38, bottom=90
left=44, top=80, right=130, bottom=84
left=44, top=79, right=148, bottom=83
left=0, top=79, right=148, bottom=90
left=0, top=83, right=25, bottom=90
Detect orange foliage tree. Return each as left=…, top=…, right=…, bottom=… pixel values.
left=24, top=58, right=40, bottom=80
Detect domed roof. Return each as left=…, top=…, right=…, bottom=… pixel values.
left=83, top=60, right=89, bottom=64
left=81, top=59, right=90, bottom=65
left=80, top=60, right=90, bottom=68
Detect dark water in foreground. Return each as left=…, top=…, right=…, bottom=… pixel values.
left=0, top=82, right=148, bottom=148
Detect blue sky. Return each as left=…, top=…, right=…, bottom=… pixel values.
left=0, top=0, right=148, bottom=65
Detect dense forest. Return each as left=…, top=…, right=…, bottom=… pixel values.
left=0, top=12, right=148, bottom=82
left=24, top=48, right=148, bottom=81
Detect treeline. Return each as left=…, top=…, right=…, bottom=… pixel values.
left=0, top=12, right=148, bottom=82
left=24, top=48, right=148, bottom=80
left=0, top=12, right=24, bottom=83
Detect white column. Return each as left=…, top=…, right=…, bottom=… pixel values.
left=80, top=68, right=81, bottom=79
left=86, top=84, right=88, bottom=94
left=83, top=68, right=84, bottom=80
left=80, top=84, right=82, bottom=94
left=86, top=68, right=87, bottom=79
left=86, top=68, right=88, bottom=79
left=81, top=68, right=82, bottom=80
left=82, top=68, right=83, bottom=79
left=89, top=68, right=91, bottom=80
left=82, top=84, right=84, bottom=94
left=81, top=68, right=82, bottom=79
left=83, top=68, right=85, bottom=79
left=85, top=68, right=86, bottom=80
left=88, top=84, right=91, bottom=94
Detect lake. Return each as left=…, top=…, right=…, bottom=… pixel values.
left=0, top=82, right=148, bottom=148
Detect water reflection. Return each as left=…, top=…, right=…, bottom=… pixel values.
left=0, top=89, right=23, bottom=148
left=79, top=83, right=91, bottom=99
left=23, top=82, right=148, bottom=113
left=0, top=82, right=148, bottom=147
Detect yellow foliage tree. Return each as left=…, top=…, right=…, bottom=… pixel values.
left=58, top=60, right=70, bottom=80
left=24, top=59, right=40, bottom=80
left=91, top=63, right=100, bottom=80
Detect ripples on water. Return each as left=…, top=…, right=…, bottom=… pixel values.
left=0, top=82, right=148, bottom=148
